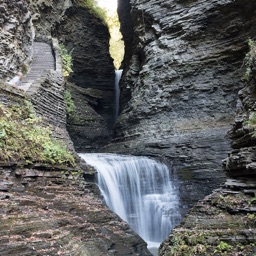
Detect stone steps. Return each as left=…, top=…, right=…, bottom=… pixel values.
left=20, top=42, right=55, bottom=91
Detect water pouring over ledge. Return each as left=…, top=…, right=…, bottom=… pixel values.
left=79, top=153, right=181, bottom=250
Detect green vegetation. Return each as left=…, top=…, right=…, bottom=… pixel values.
left=74, top=0, right=124, bottom=69
left=107, top=12, right=124, bottom=69
left=0, top=100, right=75, bottom=167
left=244, top=112, right=256, bottom=137
left=243, top=39, right=256, bottom=81
left=74, top=0, right=108, bottom=23
left=59, top=44, right=73, bottom=77
left=214, top=241, right=233, bottom=254
left=64, top=89, right=75, bottom=117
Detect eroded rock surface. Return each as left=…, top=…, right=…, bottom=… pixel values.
left=0, top=164, right=151, bottom=256
left=66, top=82, right=111, bottom=151
left=0, top=0, right=33, bottom=80
left=110, top=0, right=256, bottom=204
left=159, top=179, right=256, bottom=256
left=56, top=5, right=116, bottom=149
left=160, top=28, right=256, bottom=256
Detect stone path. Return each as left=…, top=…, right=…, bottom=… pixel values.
left=20, top=42, right=55, bottom=91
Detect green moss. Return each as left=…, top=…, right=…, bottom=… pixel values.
left=214, top=241, right=233, bottom=253
left=59, top=44, right=73, bottom=77
left=243, top=39, right=256, bottom=81
left=73, top=0, right=107, bottom=25
left=0, top=100, right=75, bottom=167
left=64, top=90, right=75, bottom=117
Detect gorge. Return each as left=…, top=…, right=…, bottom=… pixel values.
left=0, top=0, right=256, bottom=255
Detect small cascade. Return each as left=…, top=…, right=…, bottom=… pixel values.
left=114, top=70, right=122, bottom=120
left=79, top=153, right=181, bottom=249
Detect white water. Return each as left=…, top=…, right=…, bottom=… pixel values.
left=79, top=153, right=181, bottom=248
left=115, top=70, right=122, bottom=120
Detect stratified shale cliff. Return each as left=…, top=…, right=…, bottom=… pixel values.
left=0, top=1, right=152, bottom=255
left=160, top=39, right=256, bottom=256
left=110, top=0, right=256, bottom=205
left=55, top=5, right=115, bottom=150
left=0, top=0, right=33, bottom=80
left=29, top=0, right=115, bottom=151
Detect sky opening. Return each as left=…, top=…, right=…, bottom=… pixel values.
left=97, top=0, right=117, bottom=12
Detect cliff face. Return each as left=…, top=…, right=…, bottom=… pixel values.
left=0, top=1, right=152, bottom=255
left=160, top=42, right=256, bottom=256
left=110, top=0, right=256, bottom=204
left=55, top=6, right=115, bottom=150
left=0, top=0, right=33, bottom=79
left=29, top=0, right=115, bottom=151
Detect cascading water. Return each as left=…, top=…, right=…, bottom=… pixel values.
left=79, top=153, right=181, bottom=250
left=114, top=70, right=122, bottom=120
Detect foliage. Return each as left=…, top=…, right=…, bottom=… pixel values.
left=0, top=101, right=75, bottom=167
left=107, top=12, right=124, bottom=69
left=64, top=90, right=75, bottom=117
left=243, top=39, right=256, bottom=81
left=214, top=241, right=233, bottom=253
left=244, top=112, right=256, bottom=137
left=74, top=0, right=124, bottom=69
left=59, top=44, right=73, bottom=77
left=73, top=0, right=108, bottom=24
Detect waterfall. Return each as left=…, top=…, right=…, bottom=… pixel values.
left=79, top=153, right=181, bottom=248
left=115, top=70, right=122, bottom=120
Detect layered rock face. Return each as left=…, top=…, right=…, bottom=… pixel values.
left=55, top=6, right=115, bottom=150
left=110, top=0, right=256, bottom=204
left=28, top=0, right=115, bottom=151
left=0, top=1, right=151, bottom=255
left=223, top=40, right=256, bottom=178
left=66, top=82, right=111, bottom=151
left=160, top=43, right=256, bottom=255
left=159, top=179, right=256, bottom=256
left=0, top=162, right=151, bottom=256
left=0, top=0, right=33, bottom=80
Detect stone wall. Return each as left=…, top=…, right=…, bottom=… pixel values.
left=160, top=45, right=256, bottom=254
left=0, top=0, right=33, bottom=80
left=56, top=5, right=116, bottom=147
left=107, top=0, right=256, bottom=205
left=223, top=39, right=256, bottom=178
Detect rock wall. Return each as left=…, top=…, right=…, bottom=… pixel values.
left=0, top=163, right=151, bottom=256
left=223, top=39, right=256, bottom=178
left=66, top=82, right=111, bottom=151
left=0, top=0, right=33, bottom=80
left=27, top=70, right=76, bottom=152
left=55, top=5, right=116, bottom=149
left=109, top=0, right=256, bottom=205
left=0, top=1, right=152, bottom=255
left=160, top=42, right=256, bottom=255
left=33, top=0, right=115, bottom=150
